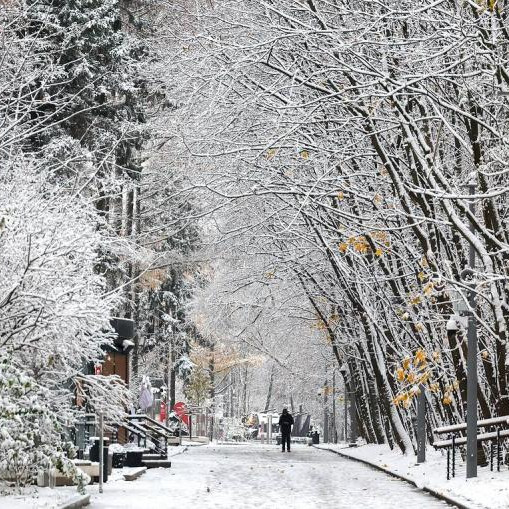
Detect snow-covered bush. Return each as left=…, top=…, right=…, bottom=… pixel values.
left=0, top=156, right=122, bottom=487
left=0, top=358, right=88, bottom=490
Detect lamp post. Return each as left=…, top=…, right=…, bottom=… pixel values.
left=338, top=365, right=347, bottom=442
left=464, top=182, right=478, bottom=479
left=446, top=183, right=478, bottom=478
left=323, top=380, right=329, bottom=443
left=332, top=369, right=337, bottom=443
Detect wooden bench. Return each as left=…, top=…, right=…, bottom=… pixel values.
left=432, top=415, right=509, bottom=478
left=433, top=429, right=509, bottom=449
left=433, top=416, right=509, bottom=442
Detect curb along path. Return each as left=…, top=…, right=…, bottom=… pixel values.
left=313, top=445, right=487, bottom=509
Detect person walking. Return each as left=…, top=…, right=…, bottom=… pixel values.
left=278, top=408, right=294, bottom=452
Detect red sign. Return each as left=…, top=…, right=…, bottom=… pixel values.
left=159, top=401, right=166, bottom=422
left=173, top=402, right=189, bottom=426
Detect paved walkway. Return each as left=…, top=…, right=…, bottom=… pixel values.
left=89, top=443, right=451, bottom=508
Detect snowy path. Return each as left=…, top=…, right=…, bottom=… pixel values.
left=88, top=443, right=451, bottom=509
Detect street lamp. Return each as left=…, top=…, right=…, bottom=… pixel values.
left=463, top=182, right=479, bottom=479
left=339, top=365, right=347, bottom=442
left=446, top=182, right=479, bottom=478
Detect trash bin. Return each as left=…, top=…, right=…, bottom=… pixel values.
left=89, top=437, right=110, bottom=483
left=125, top=450, right=143, bottom=467
left=112, top=452, right=126, bottom=468
left=312, top=431, right=320, bottom=444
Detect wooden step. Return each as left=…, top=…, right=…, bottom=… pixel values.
left=142, top=459, right=172, bottom=469
left=142, top=453, right=166, bottom=460
left=123, top=467, right=147, bottom=481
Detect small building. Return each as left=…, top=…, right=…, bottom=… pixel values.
left=100, top=317, right=135, bottom=384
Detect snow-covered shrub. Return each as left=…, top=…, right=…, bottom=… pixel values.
left=0, top=156, right=122, bottom=488
left=0, top=358, right=89, bottom=490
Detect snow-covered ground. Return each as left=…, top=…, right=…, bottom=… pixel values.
left=83, top=442, right=448, bottom=508
left=6, top=442, right=486, bottom=508
left=0, top=445, right=190, bottom=509
left=315, top=443, right=509, bottom=509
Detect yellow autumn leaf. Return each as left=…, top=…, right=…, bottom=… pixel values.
left=410, top=295, right=422, bottom=306
left=338, top=243, right=348, bottom=253
left=429, top=382, right=439, bottom=393
left=300, top=150, right=309, bottom=160
left=443, top=394, right=453, bottom=405
left=266, top=148, right=277, bottom=160
left=375, top=248, right=383, bottom=257
left=423, top=282, right=434, bottom=296
left=337, top=191, right=344, bottom=200
left=402, top=357, right=411, bottom=370
left=414, top=348, right=427, bottom=365
left=353, top=242, right=369, bottom=254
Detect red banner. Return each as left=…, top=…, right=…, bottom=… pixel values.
left=173, top=402, right=189, bottom=426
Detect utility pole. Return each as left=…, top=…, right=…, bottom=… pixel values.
left=465, top=182, right=478, bottom=479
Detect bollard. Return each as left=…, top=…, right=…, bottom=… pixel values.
left=452, top=435, right=456, bottom=478
left=99, top=412, right=104, bottom=494
left=497, top=428, right=501, bottom=472
left=447, top=446, right=450, bottom=480
left=417, top=387, right=426, bottom=463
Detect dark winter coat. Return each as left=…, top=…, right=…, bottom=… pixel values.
left=279, top=411, right=294, bottom=435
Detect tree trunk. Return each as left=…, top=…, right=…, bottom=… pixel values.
left=264, top=365, right=275, bottom=412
